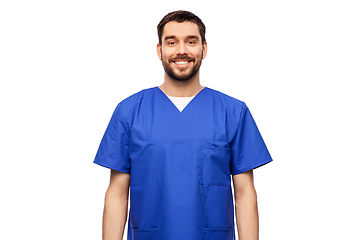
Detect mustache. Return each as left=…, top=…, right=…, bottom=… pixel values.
left=170, top=56, right=195, bottom=61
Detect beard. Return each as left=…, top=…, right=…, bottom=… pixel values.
left=161, top=53, right=203, bottom=82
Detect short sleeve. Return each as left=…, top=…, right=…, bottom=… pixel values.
left=94, top=103, right=131, bottom=174
left=230, top=105, right=272, bottom=175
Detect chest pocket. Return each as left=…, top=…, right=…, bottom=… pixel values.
left=200, top=144, right=231, bottom=186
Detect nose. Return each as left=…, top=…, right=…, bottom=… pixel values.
left=176, top=42, right=188, bottom=55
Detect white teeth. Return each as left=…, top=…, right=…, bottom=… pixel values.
left=175, top=61, right=189, bottom=65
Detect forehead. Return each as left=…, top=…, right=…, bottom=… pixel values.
left=162, top=21, right=201, bottom=39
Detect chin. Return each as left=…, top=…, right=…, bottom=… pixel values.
left=165, top=68, right=200, bottom=82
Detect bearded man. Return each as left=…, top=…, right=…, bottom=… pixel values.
left=94, top=10, right=272, bottom=240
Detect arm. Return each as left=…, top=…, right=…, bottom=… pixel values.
left=232, top=169, right=259, bottom=240
left=103, top=169, right=130, bottom=240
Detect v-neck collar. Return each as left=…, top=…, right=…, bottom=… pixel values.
left=167, top=96, right=194, bottom=112
left=156, top=87, right=207, bottom=113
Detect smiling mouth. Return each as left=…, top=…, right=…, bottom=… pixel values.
left=174, top=61, right=191, bottom=65
left=172, top=58, right=194, bottom=68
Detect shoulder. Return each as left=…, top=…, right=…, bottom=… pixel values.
left=205, top=87, right=248, bottom=112
left=116, top=87, right=157, bottom=117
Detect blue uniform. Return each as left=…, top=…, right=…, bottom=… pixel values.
left=94, top=87, right=272, bottom=240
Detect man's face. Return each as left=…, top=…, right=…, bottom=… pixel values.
left=157, top=21, right=207, bottom=82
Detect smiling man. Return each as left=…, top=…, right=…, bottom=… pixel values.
left=158, top=21, right=206, bottom=83
left=94, top=10, right=272, bottom=240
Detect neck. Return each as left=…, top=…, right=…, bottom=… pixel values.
left=159, top=73, right=204, bottom=97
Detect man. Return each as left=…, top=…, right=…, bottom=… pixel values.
left=94, top=10, right=272, bottom=240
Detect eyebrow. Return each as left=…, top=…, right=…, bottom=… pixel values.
left=164, top=35, right=200, bottom=41
left=164, top=35, right=176, bottom=41
left=187, top=35, right=200, bottom=40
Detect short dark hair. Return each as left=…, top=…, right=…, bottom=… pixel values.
left=157, top=10, right=206, bottom=45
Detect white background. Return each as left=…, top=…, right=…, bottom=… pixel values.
left=1, top=0, right=359, bottom=239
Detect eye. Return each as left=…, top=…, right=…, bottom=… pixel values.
left=168, top=41, right=176, bottom=45
left=188, top=41, right=195, bottom=45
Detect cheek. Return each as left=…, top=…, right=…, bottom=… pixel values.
left=191, top=47, right=204, bottom=58
left=161, top=47, right=174, bottom=58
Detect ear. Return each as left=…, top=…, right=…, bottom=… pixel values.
left=156, top=43, right=162, bottom=60
left=202, top=41, right=208, bottom=59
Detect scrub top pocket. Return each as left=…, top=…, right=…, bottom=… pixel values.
left=200, top=144, right=231, bottom=186
left=202, top=228, right=234, bottom=240
left=131, top=228, right=159, bottom=240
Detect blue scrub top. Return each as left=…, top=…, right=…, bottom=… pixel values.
left=94, top=87, right=272, bottom=240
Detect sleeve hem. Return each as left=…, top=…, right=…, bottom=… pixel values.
left=93, top=160, right=131, bottom=174
left=231, top=158, right=272, bottom=175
